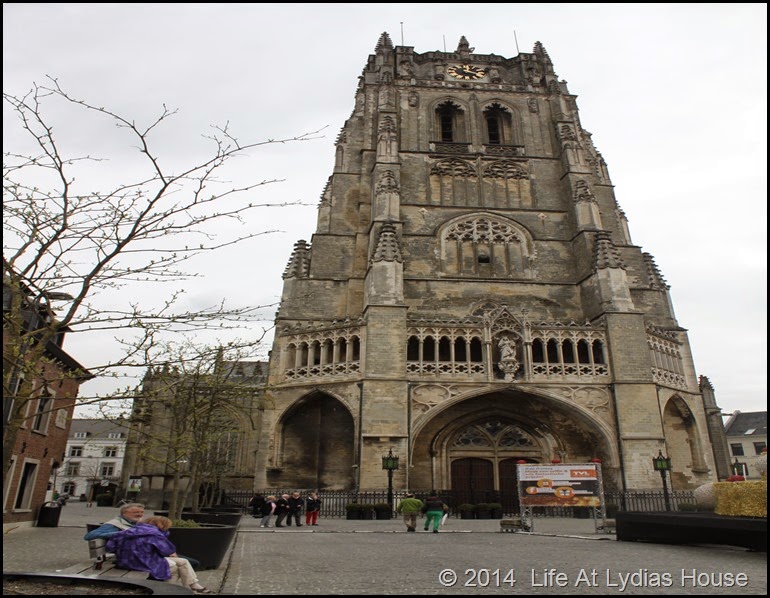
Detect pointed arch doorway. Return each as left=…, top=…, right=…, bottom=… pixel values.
left=448, top=420, right=543, bottom=514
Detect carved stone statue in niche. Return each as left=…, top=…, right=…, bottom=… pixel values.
left=497, top=336, right=520, bottom=381
left=399, top=60, right=415, bottom=78
left=377, top=118, right=397, bottom=158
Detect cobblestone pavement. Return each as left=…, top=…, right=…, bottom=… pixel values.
left=3, top=502, right=766, bottom=595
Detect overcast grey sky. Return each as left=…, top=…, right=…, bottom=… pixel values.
left=3, top=4, right=766, bottom=416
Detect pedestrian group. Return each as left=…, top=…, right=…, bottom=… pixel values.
left=250, top=490, right=322, bottom=528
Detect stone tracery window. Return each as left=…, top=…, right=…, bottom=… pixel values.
left=434, top=100, right=466, bottom=143
left=441, top=215, right=534, bottom=277
left=483, top=103, right=514, bottom=145
left=647, top=328, right=686, bottom=388
left=451, top=421, right=536, bottom=450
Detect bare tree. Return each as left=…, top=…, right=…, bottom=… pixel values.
left=124, top=338, right=266, bottom=518
left=3, top=78, right=319, bottom=473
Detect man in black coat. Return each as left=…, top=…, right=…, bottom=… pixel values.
left=287, top=491, right=304, bottom=527
left=274, top=494, right=290, bottom=527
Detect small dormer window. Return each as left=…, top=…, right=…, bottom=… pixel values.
left=107, top=432, right=123, bottom=439
left=74, top=432, right=88, bottom=439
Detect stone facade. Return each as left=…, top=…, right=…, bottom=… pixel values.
left=260, top=34, right=730, bottom=495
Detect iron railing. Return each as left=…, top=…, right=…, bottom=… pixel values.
left=219, top=488, right=697, bottom=518
left=604, top=490, right=697, bottom=513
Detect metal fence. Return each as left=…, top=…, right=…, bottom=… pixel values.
left=220, top=488, right=697, bottom=518
left=604, top=490, right=697, bottom=513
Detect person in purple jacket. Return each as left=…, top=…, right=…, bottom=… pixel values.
left=106, top=516, right=211, bottom=594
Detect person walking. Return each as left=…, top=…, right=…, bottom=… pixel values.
left=260, top=495, right=277, bottom=528
left=395, top=492, right=424, bottom=532
left=106, top=516, right=211, bottom=594
left=305, top=492, right=322, bottom=526
left=421, top=495, right=448, bottom=533
left=248, top=492, right=266, bottom=519
left=287, top=491, right=304, bottom=527
left=274, top=494, right=290, bottom=527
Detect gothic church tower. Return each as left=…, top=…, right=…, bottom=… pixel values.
left=257, top=33, right=725, bottom=496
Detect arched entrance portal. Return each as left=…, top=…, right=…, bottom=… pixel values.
left=448, top=421, right=543, bottom=513
left=410, top=389, right=616, bottom=504
left=271, top=392, right=355, bottom=489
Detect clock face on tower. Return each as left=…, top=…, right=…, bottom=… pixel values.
left=447, top=64, right=487, bottom=80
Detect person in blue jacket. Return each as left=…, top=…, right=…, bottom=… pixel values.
left=84, top=502, right=199, bottom=569
left=84, top=503, right=146, bottom=540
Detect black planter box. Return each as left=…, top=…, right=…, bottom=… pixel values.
left=168, top=523, right=237, bottom=570
left=616, top=512, right=767, bottom=552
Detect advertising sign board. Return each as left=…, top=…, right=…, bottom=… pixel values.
left=517, top=463, right=601, bottom=507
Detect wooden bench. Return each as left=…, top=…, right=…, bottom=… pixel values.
left=57, top=525, right=150, bottom=581
left=56, top=559, right=151, bottom=582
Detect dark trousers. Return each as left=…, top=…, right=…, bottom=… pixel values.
left=275, top=511, right=288, bottom=526
left=286, top=511, right=302, bottom=526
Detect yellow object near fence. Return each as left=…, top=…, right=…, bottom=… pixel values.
left=714, top=481, right=766, bottom=518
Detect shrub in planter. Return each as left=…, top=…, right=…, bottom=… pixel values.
left=458, top=504, right=476, bottom=519
left=359, top=504, right=376, bottom=520
left=475, top=503, right=491, bottom=519
left=345, top=504, right=362, bottom=520
left=158, top=512, right=244, bottom=526
left=488, top=503, right=503, bottom=519
left=374, top=503, right=393, bottom=520
left=171, top=518, right=202, bottom=527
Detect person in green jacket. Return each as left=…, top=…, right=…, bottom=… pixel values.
left=421, top=495, right=449, bottom=533
left=395, top=492, right=424, bottom=532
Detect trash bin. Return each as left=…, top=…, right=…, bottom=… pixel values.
left=37, top=501, right=62, bottom=527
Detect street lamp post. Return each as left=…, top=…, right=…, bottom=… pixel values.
left=381, top=448, right=399, bottom=508
left=51, top=460, right=60, bottom=497
left=652, top=450, right=672, bottom=512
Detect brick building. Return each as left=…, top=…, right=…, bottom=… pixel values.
left=253, top=33, right=730, bottom=497
left=3, top=284, right=92, bottom=528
